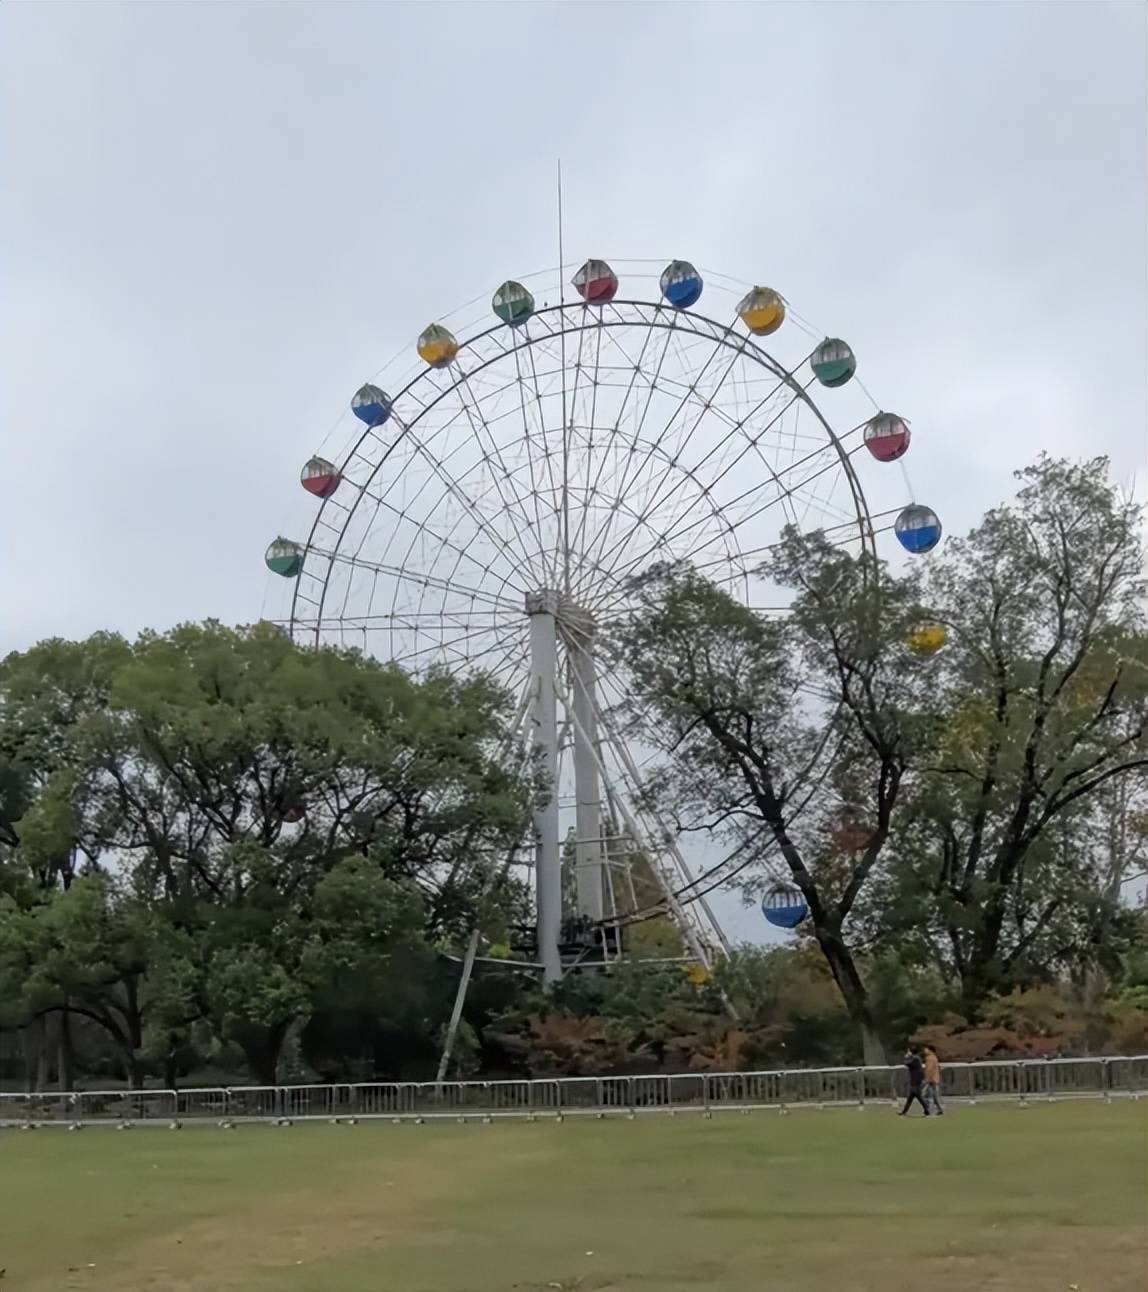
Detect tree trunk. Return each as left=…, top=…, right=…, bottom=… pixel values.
left=236, top=1019, right=291, bottom=1086
left=57, top=1007, right=76, bottom=1092
left=28, top=1016, right=50, bottom=1092
left=813, top=922, right=887, bottom=1065
left=958, top=891, right=1008, bottom=1018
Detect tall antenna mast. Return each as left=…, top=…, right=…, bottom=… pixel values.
left=557, top=159, right=571, bottom=598
left=557, top=159, right=566, bottom=308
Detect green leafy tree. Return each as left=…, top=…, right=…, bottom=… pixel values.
left=900, top=457, right=1148, bottom=1012
left=0, top=876, right=156, bottom=1085
left=612, top=536, right=931, bottom=1064
left=0, top=622, right=533, bottom=1085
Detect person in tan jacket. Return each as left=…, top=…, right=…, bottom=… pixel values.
left=923, top=1045, right=944, bottom=1115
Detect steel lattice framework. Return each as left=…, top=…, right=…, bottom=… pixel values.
left=282, top=279, right=887, bottom=979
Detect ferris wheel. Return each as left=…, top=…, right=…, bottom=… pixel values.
left=264, top=258, right=942, bottom=981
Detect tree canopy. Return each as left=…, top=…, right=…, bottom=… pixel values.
left=611, top=456, right=1147, bottom=1057
left=0, top=622, right=533, bottom=1085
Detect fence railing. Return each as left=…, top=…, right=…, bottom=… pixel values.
left=2, top=1056, right=1145, bottom=1127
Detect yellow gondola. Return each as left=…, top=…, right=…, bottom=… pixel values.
left=737, top=286, right=785, bottom=336
left=907, top=623, right=948, bottom=655
left=417, top=323, right=459, bottom=368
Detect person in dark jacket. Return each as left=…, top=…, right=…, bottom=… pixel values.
left=899, top=1045, right=931, bottom=1115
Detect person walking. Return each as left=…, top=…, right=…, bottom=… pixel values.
left=899, top=1045, right=931, bottom=1115
left=923, top=1044, right=944, bottom=1115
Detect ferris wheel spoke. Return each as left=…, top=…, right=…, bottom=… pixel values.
left=312, top=409, right=537, bottom=632
left=577, top=446, right=744, bottom=615
left=451, top=370, right=555, bottom=583
left=594, top=648, right=665, bottom=741
left=523, top=330, right=567, bottom=579
left=385, top=616, right=525, bottom=670
left=385, top=413, right=540, bottom=590
left=575, top=314, right=685, bottom=583
left=395, top=416, right=583, bottom=604
left=311, top=545, right=523, bottom=616
left=567, top=305, right=667, bottom=573
left=353, top=482, right=530, bottom=600
left=591, top=355, right=756, bottom=583
left=583, top=327, right=746, bottom=583
left=600, top=427, right=865, bottom=595
left=578, top=307, right=692, bottom=571
left=382, top=467, right=526, bottom=602
left=326, top=493, right=393, bottom=629
left=559, top=312, right=598, bottom=594
left=333, top=468, right=495, bottom=631
left=293, top=610, right=510, bottom=629
left=612, top=359, right=810, bottom=550
left=287, top=610, right=518, bottom=659
left=600, top=466, right=849, bottom=603
left=718, top=453, right=861, bottom=537
left=378, top=487, right=531, bottom=655
left=432, top=389, right=552, bottom=582
left=689, top=509, right=877, bottom=579
left=683, top=390, right=858, bottom=521
left=486, top=634, right=530, bottom=683
left=512, top=339, right=559, bottom=589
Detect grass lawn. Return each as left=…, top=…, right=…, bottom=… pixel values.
left=0, top=1101, right=1144, bottom=1291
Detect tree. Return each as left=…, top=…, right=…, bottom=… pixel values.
left=611, top=536, right=933, bottom=1064
left=0, top=875, right=156, bottom=1086
left=906, top=456, right=1148, bottom=1012
left=612, top=456, right=1146, bottom=1051
left=0, top=622, right=534, bottom=1085
left=193, top=845, right=427, bottom=1083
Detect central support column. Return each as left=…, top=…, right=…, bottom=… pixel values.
left=526, top=590, right=562, bottom=984
left=566, top=610, right=605, bottom=923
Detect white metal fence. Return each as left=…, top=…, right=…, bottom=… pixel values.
left=2, top=1056, right=1145, bottom=1127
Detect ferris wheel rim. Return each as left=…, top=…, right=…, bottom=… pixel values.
left=288, top=296, right=876, bottom=647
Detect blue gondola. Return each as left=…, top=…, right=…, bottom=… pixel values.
left=351, top=383, right=393, bottom=427
left=659, top=260, right=703, bottom=310
left=895, top=505, right=942, bottom=555
left=762, top=884, right=809, bottom=929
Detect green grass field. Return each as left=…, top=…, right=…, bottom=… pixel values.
left=1, top=1102, right=1144, bottom=1291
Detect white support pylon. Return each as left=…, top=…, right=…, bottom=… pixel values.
left=565, top=610, right=605, bottom=923
left=553, top=675, right=715, bottom=973
left=526, top=590, right=562, bottom=984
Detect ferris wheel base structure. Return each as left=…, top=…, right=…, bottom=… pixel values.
left=525, top=586, right=723, bottom=982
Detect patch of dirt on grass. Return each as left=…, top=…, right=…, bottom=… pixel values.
left=33, top=1137, right=546, bottom=1292
left=533, top=1228, right=1148, bottom=1292
left=823, top=1227, right=1147, bottom=1292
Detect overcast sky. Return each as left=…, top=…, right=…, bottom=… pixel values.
left=3, top=0, right=1145, bottom=944
left=3, top=0, right=1145, bottom=652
